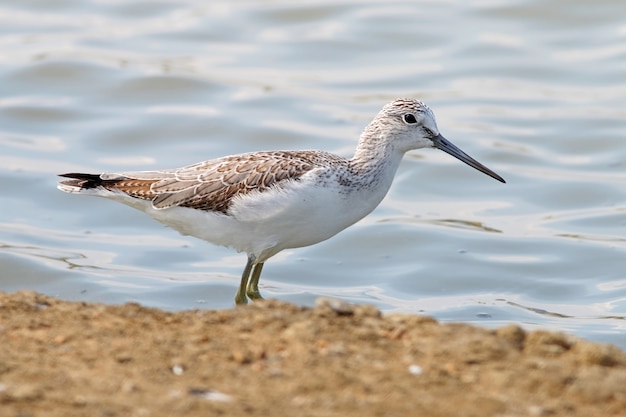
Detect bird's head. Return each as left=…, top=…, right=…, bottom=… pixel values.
left=376, top=98, right=505, bottom=183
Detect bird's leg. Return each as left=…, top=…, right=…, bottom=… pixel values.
left=246, top=262, right=265, bottom=300
left=235, top=256, right=255, bottom=305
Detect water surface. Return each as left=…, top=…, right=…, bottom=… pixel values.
left=1, top=1, right=625, bottom=349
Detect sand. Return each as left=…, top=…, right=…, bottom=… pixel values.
left=0, top=290, right=625, bottom=416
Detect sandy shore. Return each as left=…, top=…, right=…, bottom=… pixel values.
left=0, top=290, right=624, bottom=416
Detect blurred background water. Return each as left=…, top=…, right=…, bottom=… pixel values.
left=0, top=0, right=624, bottom=349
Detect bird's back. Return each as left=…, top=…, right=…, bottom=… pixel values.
left=58, top=150, right=348, bottom=214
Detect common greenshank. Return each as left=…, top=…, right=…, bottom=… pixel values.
left=58, top=98, right=505, bottom=304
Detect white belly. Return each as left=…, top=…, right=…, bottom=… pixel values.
left=142, top=175, right=388, bottom=262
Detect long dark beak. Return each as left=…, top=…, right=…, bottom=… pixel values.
left=432, top=134, right=505, bottom=183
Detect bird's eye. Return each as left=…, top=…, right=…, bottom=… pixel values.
left=403, top=114, right=417, bottom=124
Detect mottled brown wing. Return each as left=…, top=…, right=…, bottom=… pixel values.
left=117, top=150, right=335, bottom=213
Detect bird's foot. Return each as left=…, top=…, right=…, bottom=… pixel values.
left=234, top=291, right=248, bottom=305
left=246, top=289, right=264, bottom=301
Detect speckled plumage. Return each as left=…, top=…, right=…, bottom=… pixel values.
left=58, top=98, right=505, bottom=304
left=118, top=150, right=347, bottom=213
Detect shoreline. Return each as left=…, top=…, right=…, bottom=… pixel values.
left=1, top=290, right=624, bottom=416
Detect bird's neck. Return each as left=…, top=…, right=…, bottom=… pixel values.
left=348, top=131, right=404, bottom=189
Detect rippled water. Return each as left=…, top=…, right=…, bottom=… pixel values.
left=1, top=1, right=625, bottom=349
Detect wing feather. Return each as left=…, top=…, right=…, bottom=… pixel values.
left=65, top=150, right=346, bottom=214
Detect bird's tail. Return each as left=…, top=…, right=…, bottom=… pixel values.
left=57, top=173, right=107, bottom=194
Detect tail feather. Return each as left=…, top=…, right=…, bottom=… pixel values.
left=58, top=173, right=104, bottom=189
left=57, top=172, right=158, bottom=202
